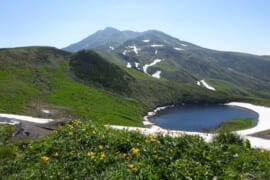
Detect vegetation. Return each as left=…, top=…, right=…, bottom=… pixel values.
left=209, top=118, right=254, bottom=133
left=0, top=125, right=15, bottom=145
left=70, top=50, right=134, bottom=96
left=1, top=121, right=270, bottom=179
left=0, top=47, right=145, bottom=126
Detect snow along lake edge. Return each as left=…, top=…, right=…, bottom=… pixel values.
left=108, top=102, right=270, bottom=150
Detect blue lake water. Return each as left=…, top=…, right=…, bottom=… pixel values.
left=151, top=105, right=259, bottom=132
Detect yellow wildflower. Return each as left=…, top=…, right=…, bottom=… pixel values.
left=92, top=130, right=96, bottom=134
left=98, top=145, right=104, bottom=150
left=41, top=155, right=49, bottom=161
left=260, top=149, right=265, bottom=154
left=82, top=128, right=86, bottom=132
left=122, top=153, right=127, bottom=158
left=127, top=164, right=134, bottom=168
left=52, top=152, right=59, bottom=157
left=70, top=150, right=75, bottom=155
left=131, top=147, right=139, bottom=154
left=127, top=164, right=138, bottom=172
left=68, top=132, right=73, bottom=136
left=87, top=151, right=95, bottom=159
left=100, top=152, right=106, bottom=160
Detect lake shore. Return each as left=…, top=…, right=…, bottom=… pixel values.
left=109, top=102, right=270, bottom=150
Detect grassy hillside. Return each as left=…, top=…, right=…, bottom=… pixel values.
left=0, top=47, right=144, bottom=126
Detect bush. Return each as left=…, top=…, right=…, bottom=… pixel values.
left=213, top=132, right=245, bottom=146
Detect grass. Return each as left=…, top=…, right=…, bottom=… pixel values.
left=1, top=121, right=270, bottom=179
left=0, top=125, right=15, bottom=145
left=209, top=118, right=254, bottom=133
left=0, top=47, right=146, bottom=126
left=46, top=63, right=145, bottom=126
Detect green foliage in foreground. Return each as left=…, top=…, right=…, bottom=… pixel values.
left=1, top=121, right=270, bottom=179
left=210, top=118, right=254, bottom=133
left=0, top=125, right=15, bottom=145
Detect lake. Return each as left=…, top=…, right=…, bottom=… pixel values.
left=151, top=105, right=259, bottom=132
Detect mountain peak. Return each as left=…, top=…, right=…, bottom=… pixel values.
left=103, top=27, right=119, bottom=32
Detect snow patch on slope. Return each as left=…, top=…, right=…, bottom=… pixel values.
left=135, top=62, right=140, bottom=69
left=142, top=40, right=150, bottom=43
left=122, top=45, right=140, bottom=55
left=174, top=47, right=184, bottom=51
left=127, top=45, right=140, bottom=55
left=109, top=46, right=114, bottom=50
left=150, top=44, right=164, bottom=47
left=143, top=59, right=163, bottom=74
left=151, top=71, right=162, bottom=79
left=154, top=49, right=158, bottom=55
left=122, top=50, right=128, bottom=56
left=197, top=80, right=216, bottom=91
left=126, top=62, right=132, bottom=68
left=41, top=109, right=50, bottom=114
left=181, top=43, right=188, bottom=47
left=0, top=114, right=53, bottom=124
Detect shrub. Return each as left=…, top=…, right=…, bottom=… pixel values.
left=213, top=132, right=244, bottom=146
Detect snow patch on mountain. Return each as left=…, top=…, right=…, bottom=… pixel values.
left=152, top=70, right=162, bottom=79
left=135, top=62, right=140, bottom=69
left=181, top=43, right=187, bottom=47
left=126, top=62, right=132, bottom=68
left=127, top=45, right=140, bottom=55
left=150, top=44, right=164, bottom=47
left=41, top=109, right=50, bottom=114
left=143, top=59, right=163, bottom=74
left=122, top=50, right=128, bottom=56
left=155, top=49, right=158, bottom=55
left=197, top=80, right=216, bottom=91
left=109, top=46, right=114, bottom=50
left=0, top=114, right=53, bottom=124
left=142, top=40, right=150, bottom=43
left=122, top=45, right=140, bottom=55
left=174, top=47, right=184, bottom=51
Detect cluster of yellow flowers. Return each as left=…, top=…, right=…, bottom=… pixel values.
left=100, top=152, right=106, bottom=160
left=87, top=151, right=95, bottom=159
left=127, top=164, right=138, bottom=172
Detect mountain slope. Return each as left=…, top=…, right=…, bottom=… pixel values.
left=63, top=27, right=270, bottom=99
left=0, top=47, right=145, bottom=126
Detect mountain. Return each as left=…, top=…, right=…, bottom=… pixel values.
left=63, top=27, right=140, bottom=52
left=63, top=27, right=270, bottom=99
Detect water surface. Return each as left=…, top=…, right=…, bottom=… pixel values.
left=152, top=105, right=258, bottom=132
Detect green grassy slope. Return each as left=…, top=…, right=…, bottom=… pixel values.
left=0, top=47, right=144, bottom=126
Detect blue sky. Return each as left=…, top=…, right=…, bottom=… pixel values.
left=1, top=0, right=269, bottom=55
